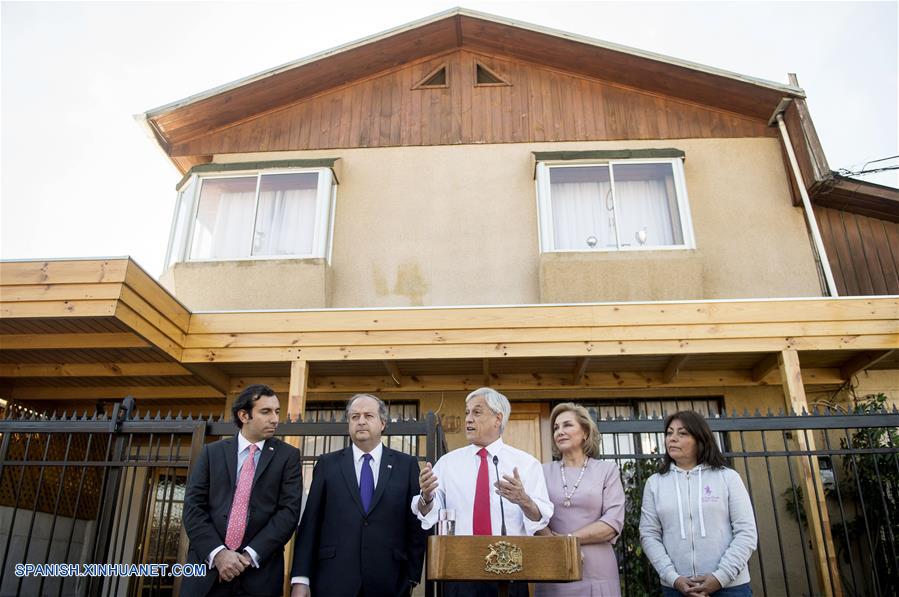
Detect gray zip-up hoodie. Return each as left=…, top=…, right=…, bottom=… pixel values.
left=639, top=464, right=757, bottom=588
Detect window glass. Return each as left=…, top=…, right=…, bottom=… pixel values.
left=167, top=178, right=196, bottom=268
left=549, top=166, right=614, bottom=250
left=539, top=159, right=691, bottom=252
left=613, top=162, right=683, bottom=248
left=253, top=173, right=319, bottom=256
left=190, top=176, right=257, bottom=259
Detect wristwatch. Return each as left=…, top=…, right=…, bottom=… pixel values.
left=419, top=493, right=432, bottom=507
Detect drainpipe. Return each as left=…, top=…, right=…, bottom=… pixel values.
left=776, top=111, right=839, bottom=297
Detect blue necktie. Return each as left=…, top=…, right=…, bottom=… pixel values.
left=360, top=453, right=374, bottom=513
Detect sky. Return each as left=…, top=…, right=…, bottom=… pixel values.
left=2, top=1, right=897, bottom=277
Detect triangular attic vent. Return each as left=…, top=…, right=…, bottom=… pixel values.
left=475, top=62, right=510, bottom=86
left=413, top=64, right=448, bottom=89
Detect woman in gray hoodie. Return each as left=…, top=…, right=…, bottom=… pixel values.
left=639, top=411, right=757, bottom=596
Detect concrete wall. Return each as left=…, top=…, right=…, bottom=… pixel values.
left=161, top=258, right=329, bottom=311
left=0, top=506, right=93, bottom=596
left=163, top=137, right=823, bottom=310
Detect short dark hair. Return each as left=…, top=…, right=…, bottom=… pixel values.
left=659, top=410, right=727, bottom=474
left=231, top=384, right=276, bottom=428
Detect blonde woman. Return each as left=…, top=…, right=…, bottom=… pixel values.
left=536, top=403, right=625, bottom=596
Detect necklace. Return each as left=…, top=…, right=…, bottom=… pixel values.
left=559, top=458, right=589, bottom=507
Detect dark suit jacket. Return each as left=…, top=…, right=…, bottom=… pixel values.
left=182, top=435, right=302, bottom=597
left=291, top=444, right=427, bottom=597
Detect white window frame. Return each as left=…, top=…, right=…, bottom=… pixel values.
left=535, top=157, right=696, bottom=253
left=166, top=167, right=336, bottom=265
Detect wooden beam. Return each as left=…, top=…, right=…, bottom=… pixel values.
left=124, top=261, right=191, bottom=332
left=383, top=361, right=402, bottom=387
left=0, top=362, right=190, bottom=377
left=662, top=355, right=690, bottom=384
left=778, top=350, right=842, bottom=597
left=0, top=259, right=129, bottom=285
left=183, top=319, right=899, bottom=349
left=571, top=357, right=590, bottom=384
left=839, top=350, right=895, bottom=380
left=181, top=363, right=231, bottom=395
left=304, top=368, right=844, bottom=393
left=114, top=302, right=182, bottom=361
left=1, top=300, right=118, bottom=319
left=751, top=353, right=780, bottom=382
left=288, top=361, right=308, bottom=420
left=482, top=359, right=491, bottom=386
left=188, top=297, right=899, bottom=334
left=232, top=377, right=291, bottom=394
left=10, top=385, right=224, bottom=400
left=181, top=334, right=899, bottom=363
left=0, top=333, right=150, bottom=350
left=0, top=283, right=123, bottom=302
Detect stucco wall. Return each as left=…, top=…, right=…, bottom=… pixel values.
left=164, top=137, right=822, bottom=309
left=162, top=259, right=329, bottom=311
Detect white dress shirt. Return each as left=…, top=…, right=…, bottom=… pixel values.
left=352, top=442, right=383, bottom=487
left=209, top=432, right=265, bottom=569
left=292, top=442, right=384, bottom=586
left=411, top=438, right=553, bottom=536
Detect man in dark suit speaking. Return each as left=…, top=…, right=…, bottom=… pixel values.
left=183, top=384, right=302, bottom=596
left=290, top=394, right=427, bottom=597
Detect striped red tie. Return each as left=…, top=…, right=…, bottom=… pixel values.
left=473, top=448, right=492, bottom=535
left=225, top=444, right=257, bottom=550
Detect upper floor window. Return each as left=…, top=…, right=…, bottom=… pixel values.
left=165, top=167, right=336, bottom=266
left=535, top=158, right=694, bottom=252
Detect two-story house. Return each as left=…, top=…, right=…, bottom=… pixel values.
left=1, top=8, right=896, bottom=597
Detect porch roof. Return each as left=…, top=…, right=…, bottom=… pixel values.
left=1, top=258, right=896, bottom=412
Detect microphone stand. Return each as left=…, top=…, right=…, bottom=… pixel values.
left=492, top=455, right=507, bottom=536
left=492, top=454, right=510, bottom=597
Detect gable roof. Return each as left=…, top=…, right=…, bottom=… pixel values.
left=138, top=7, right=804, bottom=160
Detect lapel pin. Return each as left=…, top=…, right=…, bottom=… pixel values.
left=387, top=464, right=393, bottom=469
left=268, top=446, right=274, bottom=451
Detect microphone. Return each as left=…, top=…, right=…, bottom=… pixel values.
left=493, top=455, right=507, bottom=536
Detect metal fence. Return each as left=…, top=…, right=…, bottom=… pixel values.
left=0, top=399, right=444, bottom=597
left=0, top=398, right=896, bottom=597
left=592, top=401, right=899, bottom=597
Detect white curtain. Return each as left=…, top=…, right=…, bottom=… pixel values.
left=190, top=190, right=256, bottom=259
left=551, top=180, right=615, bottom=250
left=614, top=177, right=681, bottom=247
left=253, top=188, right=318, bottom=256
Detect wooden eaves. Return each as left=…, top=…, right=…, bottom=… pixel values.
left=1, top=258, right=897, bottom=414
left=136, top=7, right=805, bottom=174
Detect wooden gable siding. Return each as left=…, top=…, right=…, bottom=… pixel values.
left=171, top=50, right=775, bottom=157
left=815, top=205, right=899, bottom=296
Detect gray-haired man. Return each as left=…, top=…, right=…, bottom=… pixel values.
left=291, top=394, right=427, bottom=596
left=413, top=388, right=553, bottom=597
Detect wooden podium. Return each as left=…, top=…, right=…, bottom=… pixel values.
left=427, top=535, right=581, bottom=596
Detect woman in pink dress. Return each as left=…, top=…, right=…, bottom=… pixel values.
left=535, top=403, right=625, bottom=597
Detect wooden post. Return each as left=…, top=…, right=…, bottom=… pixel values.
left=288, top=360, right=309, bottom=421
left=778, top=350, right=842, bottom=597
left=284, top=359, right=308, bottom=596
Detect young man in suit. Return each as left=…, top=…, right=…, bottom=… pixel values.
left=290, top=394, right=427, bottom=597
left=183, top=384, right=302, bottom=597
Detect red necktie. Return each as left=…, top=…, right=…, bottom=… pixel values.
left=225, top=444, right=257, bottom=550
left=473, top=447, right=492, bottom=535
